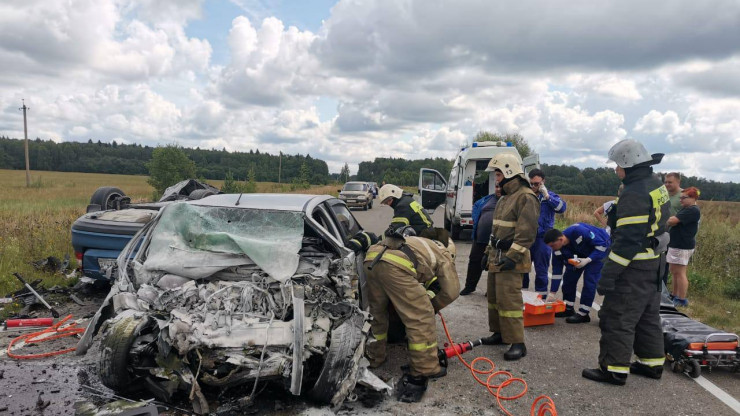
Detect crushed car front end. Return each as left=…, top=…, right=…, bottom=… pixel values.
left=78, top=195, right=370, bottom=413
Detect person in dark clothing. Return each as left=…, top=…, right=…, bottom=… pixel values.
left=666, top=186, right=701, bottom=307
left=378, top=184, right=433, bottom=236
left=460, top=183, right=502, bottom=295
left=582, top=139, right=671, bottom=386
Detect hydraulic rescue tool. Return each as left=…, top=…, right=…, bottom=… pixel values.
left=437, top=338, right=484, bottom=367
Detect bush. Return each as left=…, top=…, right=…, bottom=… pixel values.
left=146, top=145, right=196, bottom=197
left=724, top=278, right=740, bottom=300
left=688, top=271, right=711, bottom=295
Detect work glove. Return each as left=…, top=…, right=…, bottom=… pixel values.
left=481, top=253, right=489, bottom=271
left=495, top=256, right=516, bottom=271
left=597, top=262, right=624, bottom=295
left=489, top=236, right=513, bottom=251
left=539, top=184, right=550, bottom=200
left=544, top=292, right=558, bottom=303
left=575, top=257, right=592, bottom=269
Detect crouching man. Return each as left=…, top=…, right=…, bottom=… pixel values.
left=363, top=227, right=459, bottom=403
left=543, top=224, right=611, bottom=323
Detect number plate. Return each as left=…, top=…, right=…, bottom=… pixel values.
left=98, top=258, right=117, bottom=269
left=348, top=199, right=356, bottom=203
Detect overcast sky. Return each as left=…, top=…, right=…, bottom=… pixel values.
left=1, top=0, right=739, bottom=181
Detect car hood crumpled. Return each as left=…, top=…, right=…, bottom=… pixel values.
left=142, top=203, right=304, bottom=282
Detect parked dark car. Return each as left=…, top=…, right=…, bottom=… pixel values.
left=76, top=194, right=372, bottom=413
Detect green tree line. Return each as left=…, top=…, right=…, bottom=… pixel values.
left=0, top=137, right=329, bottom=184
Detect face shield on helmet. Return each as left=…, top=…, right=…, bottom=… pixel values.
left=378, top=184, right=403, bottom=204
left=484, top=153, right=524, bottom=179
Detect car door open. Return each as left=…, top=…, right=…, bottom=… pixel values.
left=418, top=168, right=447, bottom=210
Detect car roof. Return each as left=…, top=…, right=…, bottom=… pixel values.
left=344, top=181, right=367, bottom=185
left=188, top=193, right=332, bottom=212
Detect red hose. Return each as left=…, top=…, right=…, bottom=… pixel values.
left=438, top=312, right=557, bottom=416
left=7, top=315, right=84, bottom=359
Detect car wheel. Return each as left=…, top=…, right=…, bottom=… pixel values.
left=363, top=202, right=368, bottom=211
left=188, top=189, right=216, bottom=200
left=98, top=315, right=153, bottom=391
left=90, top=187, right=126, bottom=211
left=369, top=201, right=373, bottom=209
left=308, top=314, right=365, bottom=405
left=450, top=220, right=461, bottom=240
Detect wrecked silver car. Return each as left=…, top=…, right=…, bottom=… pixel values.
left=76, top=194, right=372, bottom=413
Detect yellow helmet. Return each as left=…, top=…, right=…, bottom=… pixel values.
left=485, top=153, right=523, bottom=178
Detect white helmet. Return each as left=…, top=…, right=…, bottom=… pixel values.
left=378, top=184, right=403, bottom=204
left=608, top=139, right=652, bottom=168
left=485, top=153, right=523, bottom=178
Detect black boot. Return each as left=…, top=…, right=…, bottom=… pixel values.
left=555, top=308, right=574, bottom=318
left=566, top=313, right=591, bottom=324
left=480, top=333, right=503, bottom=345
left=460, top=287, right=475, bottom=296
left=400, top=365, right=447, bottom=379
left=396, top=374, right=428, bottom=403
left=629, top=362, right=663, bottom=379
left=582, top=367, right=627, bottom=386
left=504, top=343, right=527, bottom=361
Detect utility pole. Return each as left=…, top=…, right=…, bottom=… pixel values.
left=19, top=99, right=31, bottom=187
left=278, top=151, right=282, bottom=183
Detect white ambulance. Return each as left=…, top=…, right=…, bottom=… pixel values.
left=418, top=141, right=539, bottom=240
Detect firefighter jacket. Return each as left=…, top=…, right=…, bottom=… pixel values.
left=605, top=166, right=670, bottom=273
left=552, top=223, right=611, bottom=277
left=365, top=236, right=459, bottom=312
left=489, top=176, right=540, bottom=273
left=389, top=194, right=433, bottom=235
left=536, top=190, right=567, bottom=238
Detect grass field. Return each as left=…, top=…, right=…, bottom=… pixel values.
left=557, top=194, right=740, bottom=333
left=0, top=169, right=342, bottom=297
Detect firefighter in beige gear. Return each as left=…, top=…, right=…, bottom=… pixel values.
left=479, top=153, right=540, bottom=361
left=364, top=228, right=459, bottom=403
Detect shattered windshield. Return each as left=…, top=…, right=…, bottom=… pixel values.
left=143, top=203, right=304, bottom=282
left=343, top=183, right=365, bottom=192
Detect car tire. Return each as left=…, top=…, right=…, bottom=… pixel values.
left=369, top=201, right=373, bottom=209
left=308, top=314, right=364, bottom=405
left=688, top=360, right=701, bottom=378
left=98, top=315, right=152, bottom=391
left=90, top=187, right=126, bottom=211
left=450, top=220, right=461, bottom=241
left=188, top=189, right=216, bottom=200
left=363, top=202, right=368, bottom=211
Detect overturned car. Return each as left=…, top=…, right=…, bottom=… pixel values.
left=76, top=194, right=373, bottom=413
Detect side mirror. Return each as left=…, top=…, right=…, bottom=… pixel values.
left=337, top=189, right=342, bottom=193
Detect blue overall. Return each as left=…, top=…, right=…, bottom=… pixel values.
left=550, top=223, right=610, bottom=316
left=523, top=190, right=566, bottom=297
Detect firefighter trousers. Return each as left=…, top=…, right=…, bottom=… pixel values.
left=598, top=263, right=665, bottom=375
left=365, top=261, right=440, bottom=377
left=487, top=270, right=525, bottom=344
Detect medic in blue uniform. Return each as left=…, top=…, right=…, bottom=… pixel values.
left=523, top=169, right=566, bottom=299
left=543, top=223, right=611, bottom=324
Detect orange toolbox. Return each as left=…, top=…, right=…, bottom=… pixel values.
left=524, top=300, right=566, bottom=327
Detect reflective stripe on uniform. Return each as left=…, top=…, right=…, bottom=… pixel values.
left=609, top=251, right=631, bottom=266
left=360, top=232, right=372, bottom=247
left=608, top=365, right=630, bottom=374
left=350, top=239, right=361, bottom=247
left=374, top=333, right=387, bottom=341
left=488, top=302, right=497, bottom=310
left=365, top=251, right=417, bottom=274
left=637, top=357, right=665, bottom=367
left=426, top=290, right=436, bottom=299
left=493, top=219, right=516, bottom=228
left=424, top=276, right=438, bottom=289
left=499, top=309, right=524, bottom=318
left=648, top=185, right=669, bottom=236
left=633, top=248, right=659, bottom=260
left=410, top=201, right=432, bottom=227
left=510, top=243, right=528, bottom=253
left=391, top=217, right=410, bottom=225
left=408, top=341, right=437, bottom=351
left=595, top=245, right=607, bottom=252
left=555, top=200, right=564, bottom=211
left=551, top=274, right=563, bottom=280
left=616, top=215, right=649, bottom=227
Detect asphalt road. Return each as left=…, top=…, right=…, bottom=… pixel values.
left=0, top=203, right=737, bottom=416
left=349, top=204, right=740, bottom=416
